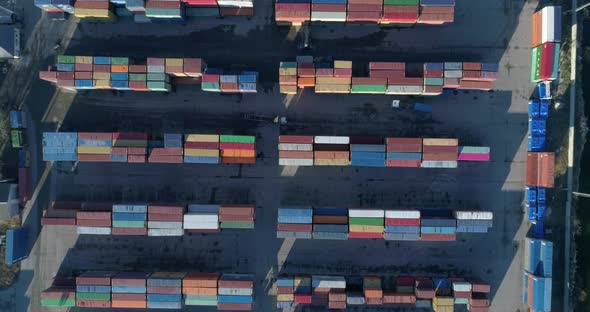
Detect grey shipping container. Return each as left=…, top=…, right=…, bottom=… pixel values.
left=147, top=278, right=182, bottom=287
left=276, top=231, right=312, bottom=239
left=456, top=226, right=489, bottom=233
left=346, top=293, right=365, bottom=305
left=312, top=224, right=348, bottom=233
left=312, top=232, right=348, bottom=240
left=420, top=218, right=457, bottom=227
left=384, top=233, right=421, bottom=241
left=456, top=219, right=493, bottom=227
left=416, top=299, right=432, bottom=308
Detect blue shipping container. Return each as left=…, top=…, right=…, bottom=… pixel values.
left=312, top=224, right=348, bottom=233
left=112, top=204, right=148, bottom=213
left=276, top=277, right=295, bottom=287
left=540, top=100, right=550, bottom=119
left=278, top=216, right=312, bottom=224
left=537, top=188, right=546, bottom=203
left=537, top=203, right=546, bottom=221
left=525, top=186, right=537, bottom=204
left=76, top=285, right=111, bottom=293
left=183, top=156, right=219, bottom=164
left=217, top=295, right=253, bottom=304
left=528, top=135, right=546, bottom=152
left=528, top=203, right=537, bottom=221
left=313, top=207, right=347, bottom=216
left=4, top=227, right=28, bottom=265
left=112, top=212, right=147, bottom=221
left=57, top=63, right=75, bottom=71
left=386, top=152, right=422, bottom=160
left=529, top=119, right=547, bottom=136
left=528, top=100, right=540, bottom=119
left=533, top=221, right=544, bottom=239
left=351, top=158, right=385, bottom=167
left=278, top=208, right=312, bottom=217
left=93, top=56, right=111, bottom=65
left=385, top=226, right=420, bottom=234
left=424, top=63, right=444, bottom=70
left=111, top=285, right=147, bottom=293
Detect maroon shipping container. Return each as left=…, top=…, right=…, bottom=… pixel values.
left=422, top=145, right=458, bottom=153
left=469, top=280, right=491, bottom=293
left=279, top=151, right=314, bottom=159
left=218, top=280, right=253, bottom=288
left=146, top=0, right=181, bottom=8
left=76, top=276, right=111, bottom=285
left=387, top=77, right=424, bottom=86
left=462, top=70, right=482, bottom=80
left=75, top=72, right=93, bottom=80
left=275, top=3, right=309, bottom=10
left=76, top=211, right=111, bottom=220
left=312, top=295, right=328, bottom=305
left=150, top=148, right=183, bottom=156
left=526, top=152, right=555, bottom=187
left=419, top=13, right=454, bottom=23
left=219, top=143, right=255, bottom=150
left=93, top=64, right=110, bottom=73
left=184, top=142, right=219, bottom=149
left=463, top=62, right=482, bottom=70
left=396, top=276, right=414, bottom=286
left=56, top=72, right=75, bottom=80
left=382, top=12, right=418, bottom=22
left=148, top=205, right=184, bottom=214
left=328, top=290, right=346, bottom=301
left=219, top=215, right=254, bottom=222
left=295, top=294, right=312, bottom=304
left=277, top=223, right=312, bottom=232
left=386, top=159, right=421, bottom=167
left=111, top=227, right=147, bottom=236
left=453, top=291, right=472, bottom=299
left=148, top=155, right=183, bottom=163
left=113, top=132, right=148, bottom=140
left=420, top=233, right=456, bottom=241
left=333, top=68, right=352, bottom=77
left=415, top=288, right=435, bottom=299
left=444, top=78, right=460, bottom=87
left=297, top=68, right=315, bottom=77
left=220, top=7, right=254, bottom=16
left=279, top=135, right=314, bottom=144
left=18, top=168, right=29, bottom=204
left=147, top=286, right=181, bottom=294
left=348, top=232, right=383, bottom=239
left=74, top=64, right=93, bottom=71
left=420, top=6, right=454, bottom=14
left=76, top=300, right=111, bottom=308
left=369, top=70, right=404, bottom=79
left=314, top=144, right=349, bottom=152
left=383, top=5, right=418, bottom=13
left=347, top=4, right=382, bottom=11
left=128, top=65, right=147, bottom=73
left=172, top=77, right=202, bottom=85
left=370, top=62, right=405, bottom=71
left=385, top=218, right=420, bottom=226
left=424, top=70, right=443, bottom=78
left=183, top=58, right=202, bottom=77
left=129, top=81, right=148, bottom=91
left=421, top=153, right=457, bottom=161
left=424, top=85, right=443, bottom=94
left=365, top=297, right=383, bottom=305
left=202, top=74, right=220, bottom=83
left=348, top=136, right=382, bottom=144
left=77, top=219, right=111, bottom=227
left=328, top=301, right=346, bottom=309
left=78, top=154, right=111, bottom=162
left=148, top=213, right=183, bottom=222
left=458, top=80, right=494, bottom=90
left=351, top=77, right=387, bottom=85
left=348, top=0, right=381, bottom=3
left=219, top=205, right=255, bottom=216
left=78, top=132, right=112, bottom=140
left=277, top=286, right=294, bottom=295
left=128, top=155, right=146, bottom=163
left=469, top=307, right=490, bottom=312
left=112, top=293, right=146, bottom=301
left=217, top=303, right=252, bottom=311
left=111, top=278, right=146, bottom=287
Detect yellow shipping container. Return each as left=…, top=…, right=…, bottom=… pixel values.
left=166, top=58, right=184, bottom=66
left=184, top=149, right=219, bottom=157
left=93, top=80, right=111, bottom=88
left=334, top=60, right=353, bottom=69
left=75, top=56, right=93, bottom=64
left=432, top=302, right=454, bottom=312
left=280, top=85, right=297, bottom=94
left=112, top=139, right=148, bottom=147
left=93, top=72, right=110, bottom=80
left=74, top=8, right=113, bottom=18
left=315, top=84, right=351, bottom=93
left=185, top=134, right=219, bottom=142
left=349, top=225, right=384, bottom=233
left=422, top=138, right=459, bottom=146
left=279, top=68, right=297, bottom=76
left=433, top=297, right=455, bottom=306
left=314, top=159, right=350, bottom=166
left=315, top=77, right=352, bottom=85
left=277, top=294, right=294, bottom=301
left=77, top=146, right=112, bottom=155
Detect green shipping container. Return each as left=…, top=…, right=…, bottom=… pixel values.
left=220, top=221, right=255, bottom=229
left=112, top=220, right=145, bottom=228
left=184, top=296, right=218, bottom=306
left=147, top=81, right=171, bottom=92
left=349, top=217, right=383, bottom=226
left=425, top=78, right=444, bottom=86
left=41, top=298, right=76, bottom=306
left=11, top=129, right=23, bottom=148
left=146, top=8, right=182, bottom=17
left=129, top=74, right=147, bottom=81
left=219, top=135, right=256, bottom=143
left=364, top=279, right=381, bottom=289
left=531, top=46, right=541, bottom=82
left=279, top=62, right=297, bottom=68
left=396, top=285, right=413, bottom=293
left=111, top=57, right=130, bottom=65
left=351, top=85, right=387, bottom=94
left=551, top=43, right=561, bottom=80
left=383, top=0, right=418, bottom=5
left=76, top=292, right=111, bottom=300
left=201, top=82, right=221, bottom=92
left=57, top=55, right=75, bottom=64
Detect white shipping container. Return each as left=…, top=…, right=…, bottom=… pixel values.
left=148, top=221, right=183, bottom=229
left=217, top=1, right=254, bottom=7
left=312, top=276, right=346, bottom=289
left=420, top=161, right=458, bottom=168
left=184, top=214, right=219, bottom=223
left=452, top=281, right=473, bottom=292
left=454, top=211, right=494, bottom=220
left=183, top=221, right=219, bottom=230
left=147, top=65, right=165, bottom=73
left=348, top=209, right=384, bottom=218
left=217, top=288, right=254, bottom=296
left=112, top=204, right=148, bottom=213
left=77, top=227, right=112, bottom=235
left=278, top=143, right=313, bottom=151
left=148, top=228, right=184, bottom=236
left=310, top=12, right=346, bottom=21
left=220, top=75, right=238, bottom=83
left=444, top=62, right=462, bottom=70
left=444, top=70, right=463, bottom=78
left=385, top=210, right=420, bottom=219
left=314, top=136, right=350, bottom=144
left=541, top=6, right=561, bottom=44
left=386, top=85, right=424, bottom=94
left=279, top=158, right=314, bottom=166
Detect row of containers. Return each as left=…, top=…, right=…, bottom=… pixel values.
left=275, top=0, right=455, bottom=26
left=531, top=6, right=561, bottom=82
left=276, top=207, right=493, bottom=241
left=523, top=237, right=553, bottom=312
left=34, top=0, right=254, bottom=21
left=42, top=132, right=256, bottom=164
left=275, top=275, right=491, bottom=311
left=40, top=201, right=256, bottom=234
left=38, top=55, right=259, bottom=93
left=10, top=111, right=31, bottom=205
left=41, top=272, right=254, bottom=310
left=279, top=57, right=499, bottom=95
left=278, top=135, right=490, bottom=168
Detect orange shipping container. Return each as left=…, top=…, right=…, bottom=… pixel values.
left=221, top=149, right=256, bottom=157
left=532, top=11, right=542, bottom=48
left=526, top=152, right=555, bottom=188
left=182, top=287, right=218, bottom=295
left=314, top=151, right=349, bottom=159
left=183, top=273, right=219, bottom=288
left=111, top=65, right=129, bottom=73
left=111, top=301, right=147, bottom=309
left=365, top=289, right=383, bottom=298
left=298, top=77, right=315, bottom=87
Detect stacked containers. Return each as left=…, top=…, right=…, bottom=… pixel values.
left=458, top=62, right=496, bottom=91
left=277, top=207, right=313, bottom=239
left=381, top=0, right=418, bottom=25
left=278, top=135, right=314, bottom=166
left=111, top=203, right=148, bottom=236
left=113, top=133, right=148, bottom=163
left=363, top=276, right=383, bottom=305
left=312, top=276, right=346, bottom=306
left=310, top=0, right=346, bottom=22
left=531, top=6, right=561, bottom=82
left=432, top=279, right=453, bottom=312
left=279, top=62, right=298, bottom=94
left=469, top=287, right=491, bottom=312
left=219, top=204, right=255, bottom=229
left=217, top=0, right=254, bottom=16
left=43, top=132, right=77, bottom=161
left=346, top=0, right=382, bottom=22
left=183, top=273, right=219, bottom=307
left=238, top=71, right=258, bottom=93
left=348, top=209, right=384, bottom=239
left=34, top=0, right=75, bottom=16
left=220, top=73, right=239, bottom=93
left=76, top=208, right=112, bottom=235
left=314, top=136, right=350, bottom=166
left=165, top=58, right=185, bottom=77
left=276, top=276, right=295, bottom=309
left=75, top=272, right=112, bottom=308
left=297, top=56, right=315, bottom=89
left=147, top=272, right=184, bottom=309
left=423, top=62, right=444, bottom=95
left=74, top=0, right=114, bottom=18
left=526, top=186, right=547, bottom=221
left=147, top=58, right=172, bottom=92
left=457, top=146, right=490, bottom=162
left=294, top=275, right=313, bottom=305
left=454, top=211, right=493, bottom=233
left=41, top=277, right=76, bottom=307
left=385, top=138, right=422, bottom=167
left=274, top=0, right=311, bottom=26
left=351, top=77, right=387, bottom=94
left=148, top=144, right=183, bottom=163
left=111, top=272, right=149, bottom=309
left=41, top=201, right=79, bottom=226
left=395, top=276, right=416, bottom=304
left=220, top=135, right=256, bottom=164
left=420, top=217, right=456, bottom=241
left=202, top=68, right=222, bottom=92
left=384, top=209, right=420, bottom=241
left=184, top=204, right=220, bottom=233
left=314, top=60, right=352, bottom=94
left=414, top=277, right=435, bottom=301
left=312, top=207, right=348, bottom=240
left=145, top=0, right=184, bottom=19
left=442, top=62, right=462, bottom=89
left=72, top=56, right=93, bottom=90
left=77, top=132, right=112, bottom=162
left=528, top=99, right=549, bottom=152
left=93, top=56, right=113, bottom=90
left=217, top=274, right=254, bottom=311
left=451, top=280, right=472, bottom=305
left=418, top=0, right=454, bottom=24
left=524, top=238, right=553, bottom=277
left=523, top=272, right=552, bottom=312
left=147, top=204, right=184, bottom=236
left=421, top=138, right=458, bottom=168
left=184, top=134, right=220, bottom=164
left=184, top=0, right=219, bottom=17
left=526, top=152, right=555, bottom=188
left=350, top=137, right=385, bottom=167
left=110, top=57, right=130, bottom=90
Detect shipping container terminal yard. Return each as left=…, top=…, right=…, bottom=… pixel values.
left=0, top=0, right=562, bottom=311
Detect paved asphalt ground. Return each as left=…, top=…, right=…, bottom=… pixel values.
left=0, top=0, right=550, bottom=311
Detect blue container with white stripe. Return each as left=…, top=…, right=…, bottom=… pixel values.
left=184, top=156, right=219, bottom=164
left=217, top=295, right=253, bottom=304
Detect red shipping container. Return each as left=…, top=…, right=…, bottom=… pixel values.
left=422, top=145, right=458, bottom=153
left=277, top=223, right=312, bottom=232
left=202, top=74, right=220, bottom=83
left=348, top=4, right=382, bottom=11
left=348, top=232, right=383, bottom=239
left=420, top=233, right=456, bottom=241
left=443, top=78, right=460, bottom=87
left=218, top=279, right=253, bottom=288
left=127, top=147, right=147, bottom=155
left=385, top=218, right=420, bottom=226
left=221, top=156, right=256, bottom=164
left=74, top=64, right=93, bottom=71
left=415, top=288, right=435, bottom=299
left=328, top=301, right=347, bottom=309
left=352, top=77, right=387, bottom=85
left=183, top=58, right=202, bottom=76
left=365, top=297, right=383, bottom=305
left=279, top=151, right=314, bottom=159
left=279, top=135, right=314, bottom=144
left=56, top=72, right=75, bottom=80
left=424, top=85, right=443, bottom=94
left=75, top=72, right=93, bottom=79
left=148, top=155, right=183, bottom=163
left=113, top=132, right=147, bottom=140
left=370, top=62, right=405, bottom=71
left=147, top=286, right=181, bottom=294
left=220, top=7, right=254, bottom=16
left=277, top=286, right=294, bottom=294
left=129, top=81, right=148, bottom=91
left=112, top=293, right=146, bottom=301
left=219, top=143, right=255, bottom=150
left=386, top=137, right=422, bottom=150
left=76, top=276, right=111, bottom=285
left=41, top=217, right=76, bottom=225
left=219, top=215, right=254, bottom=222
left=458, top=80, right=493, bottom=90
left=111, top=228, right=147, bottom=236
left=315, top=68, right=334, bottom=77
left=294, top=294, right=312, bottom=304
left=184, top=142, right=219, bottom=149
left=41, top=290, right=76, bottom=299
left=470, top=280, right=491, bottom=293
left=76, top=300, right=111, bottom=308
left=78, top=154, right=111, bottom=162
left=386, top=159, right=421, bottom=167
left=147, top=58, right=165, bottom=66
left=128, top=65, right=147, bottom=73
left=469, top=307, right=490, bottom=312
left=540, top=42, right=555, bottom=80
left=333, top=68, right=352, bottom=77
left=148, top=204, right=184, bottom=214
left=470, top=298, right=491, bottom=307
left=346, top=11, right=382, bottom=22
left=77, top=219, right=111, bottom=227
left=217, top=303, right=252, bottom=311
left=146, top=1, right=181, bottom=8
left=388, top=77, right=423, bottom=86
left=424, top=70, right=443, bottom=78
left=220, top=82, right=239, bottom=92
left=148, top=214, right=183, bottom=222
left=219, top=205, right=255, bottom=215
left=76, top=211, right=111, bottom=220
left=150, top=148, right=183, bottom=156
left=93, top=64, right=110, bottom=72
left=297, top=68, right=315, bottom=77
left=382, top=12, right=418, bottom=22
left=463, top=62, right=482, bottom=70
left=454, top=291, right=472, bottom=299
